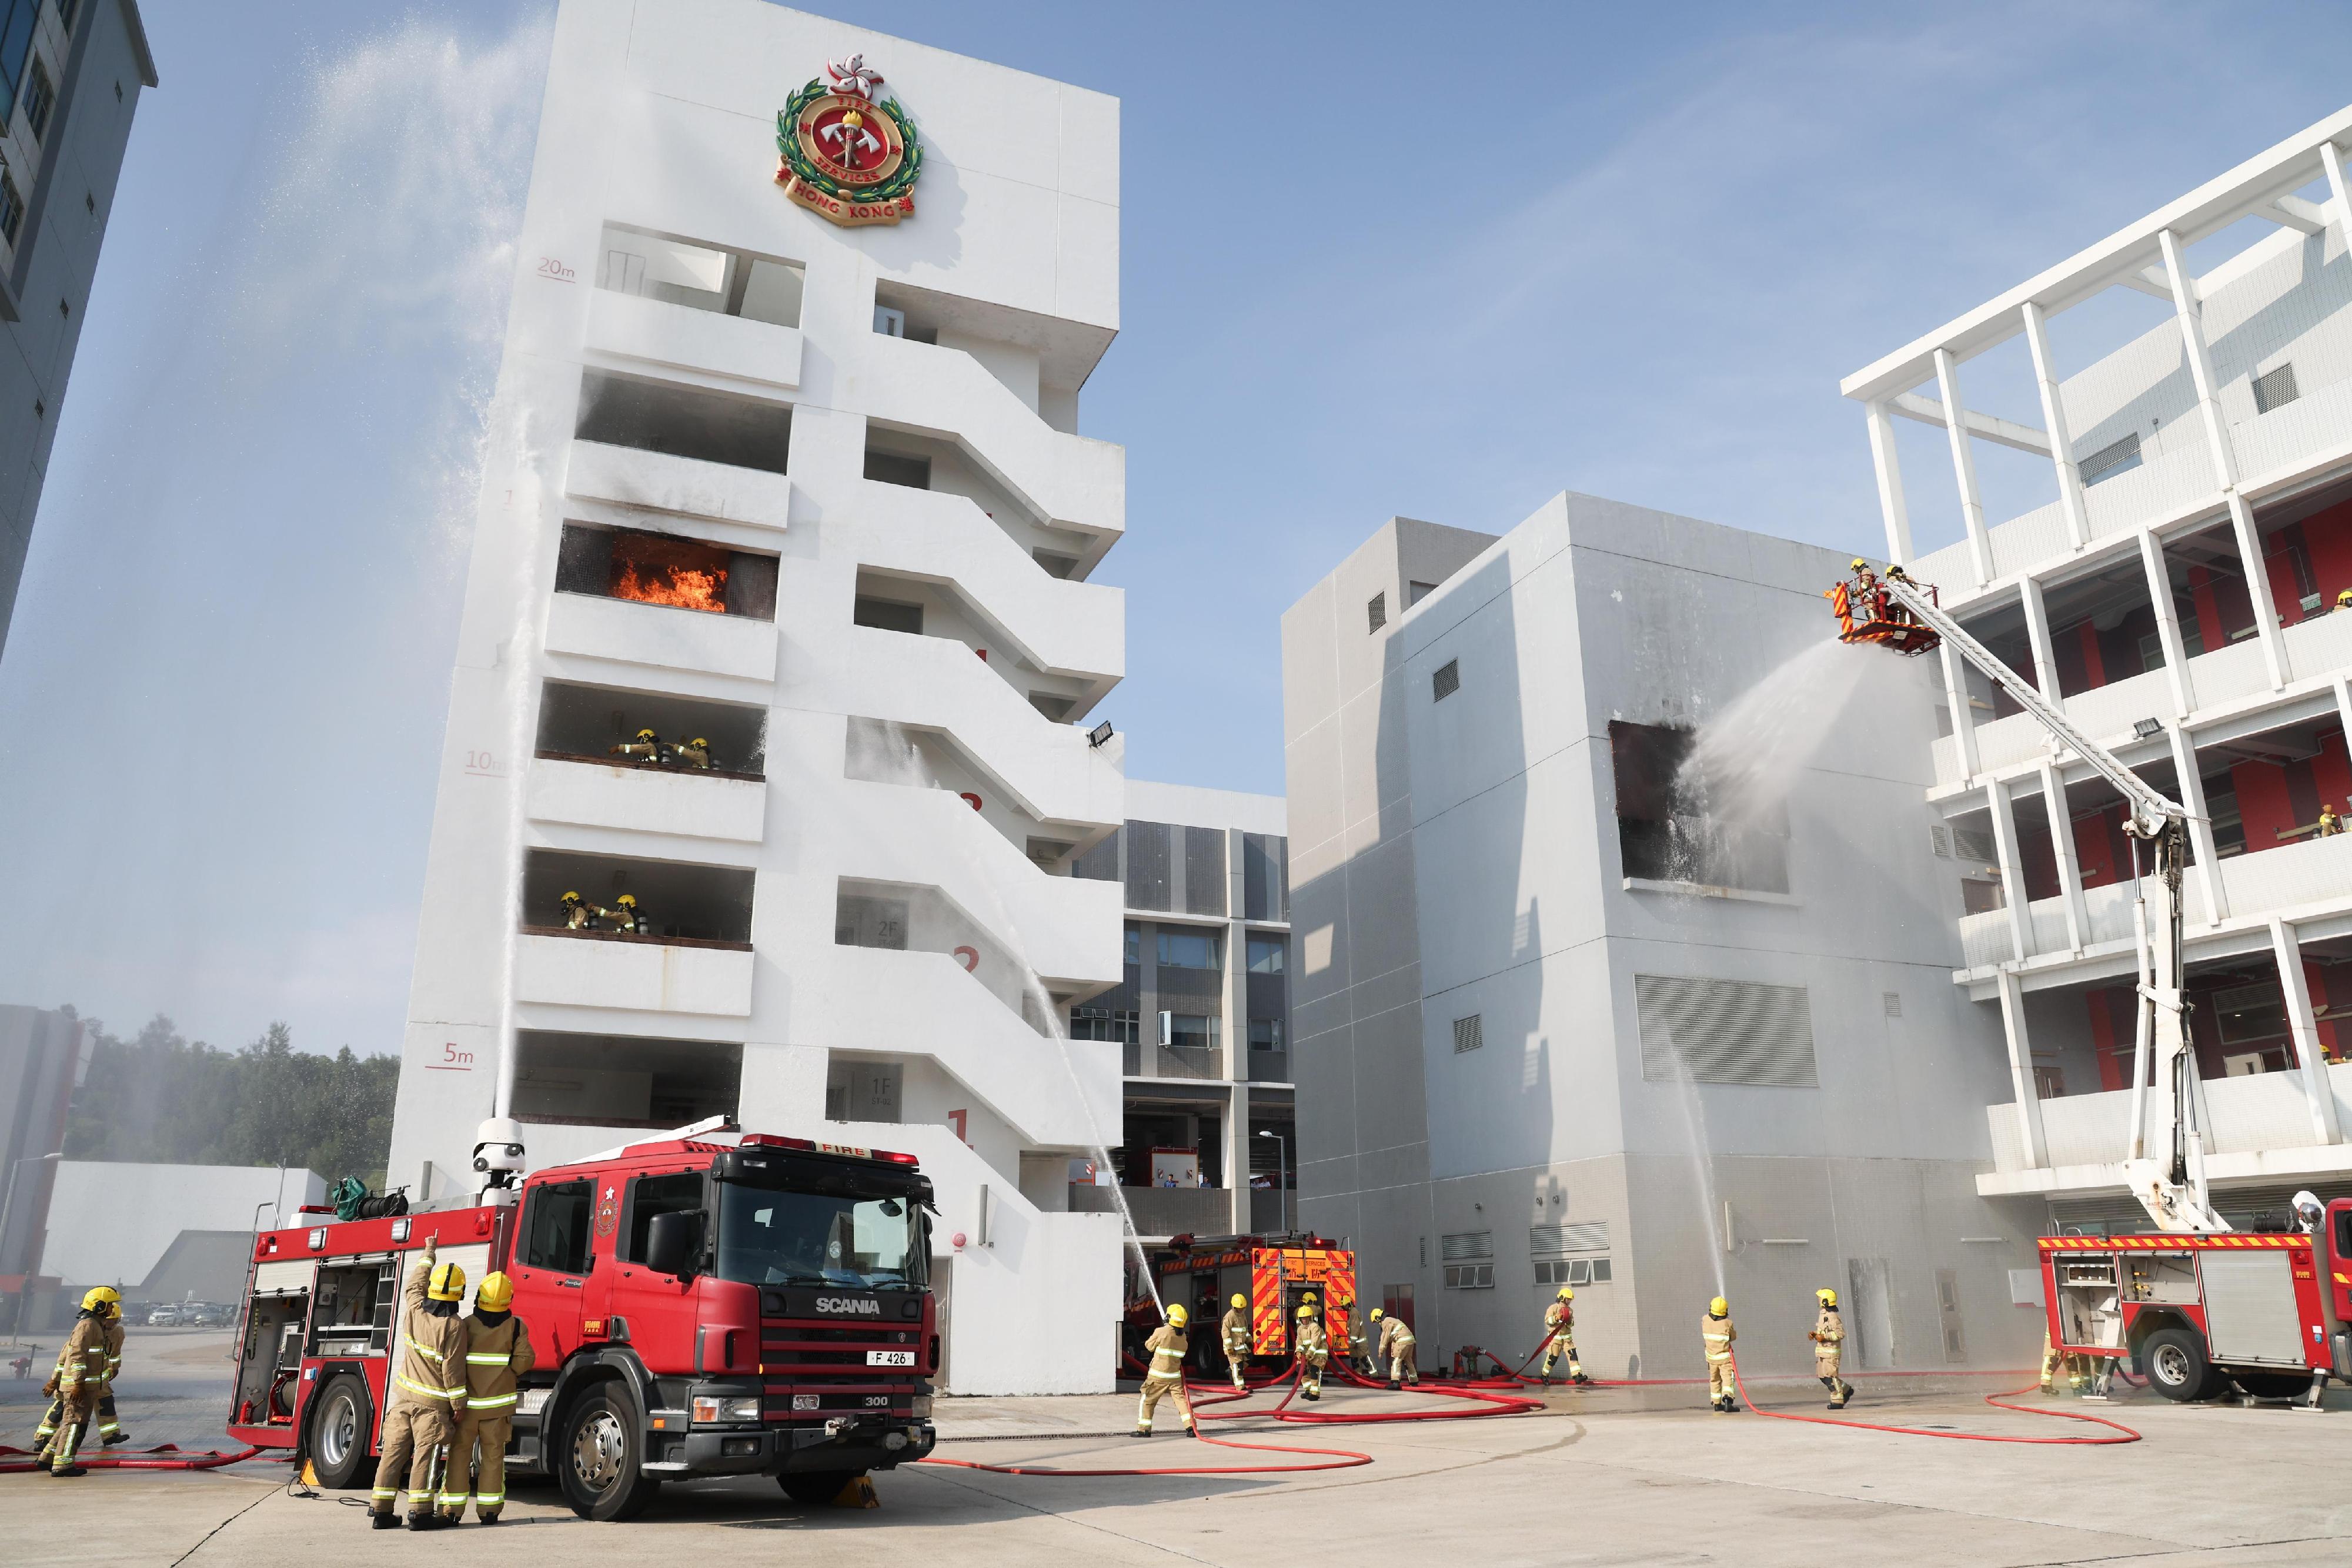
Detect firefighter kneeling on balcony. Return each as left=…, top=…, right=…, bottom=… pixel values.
left=613, top=727, right=663, bottom=764
left=370, top=1238, right=470, bottom=1530
left=607, top=892, right=646, bottom=935
left=1133, top=1303, right=1198, bottom=1438
left=1221, top=1292, right=1251, bottom=1392
left=1295, top=1303, right=1328, bottom=1400
left=1540, top=1287, right=1592, bottom=1386
left=1372, top=1306, right=1418, bottom=1389
left=442, top=1271, right=533, bottom=1525
left=670, top=736, right=713, bottom=769
left=560, top=891, right=596, bottom=931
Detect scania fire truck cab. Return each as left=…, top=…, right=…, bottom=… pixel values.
left=229, top=1125, right=940, bottom=1520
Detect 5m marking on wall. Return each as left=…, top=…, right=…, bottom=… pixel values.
left=425, top=1042, right=476, bottom=1072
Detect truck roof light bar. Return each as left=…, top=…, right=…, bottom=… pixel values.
left=736, top=1134, right=918, bottom=1164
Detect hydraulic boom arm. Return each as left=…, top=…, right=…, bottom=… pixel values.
left=1837, top=566, right=2225, bottom=1233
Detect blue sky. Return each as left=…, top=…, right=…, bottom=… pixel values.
left=4, top=0, right=2351, bottom=1055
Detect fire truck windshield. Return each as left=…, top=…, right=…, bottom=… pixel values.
left=714, top=1181, right=927, bottom=1289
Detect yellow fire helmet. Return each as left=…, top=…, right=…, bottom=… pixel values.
left=1709, top=1295, right=1729, bottom=1317
left=561, top=890, right=582, bottom=904
left=635, top=728, right=657, bottom=741
left=2338, top=589, right=2352, bottom=606
left=689, top=737, right=709, bottom=750
left=428, top=1261, right=468, bottom=1302
left=476, top=1272, right=515, bottom=1312
left=1817, top=1288, right=1838, bottom=1306
left=1556, top=1286, right=1575, bottom=1301
left=1230, top=1293, right=1247, bottom=1310
left=1165, top=1303, right=1188, bottom=1328
left=1369, top=1308, right=1385, bottom=1322
left=616, top=893, right=637, bottom=908
left=1296, top=1303, right=1316, bottom=1319
left=81, top=1285, right=121, bottom=1315
left=1850, top=558, right=1869, bottom=573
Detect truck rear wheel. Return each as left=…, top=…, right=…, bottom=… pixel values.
left=779, top=1470, right=863, bottom=1506
left=2141, top=1328, right=2213, bottom=1402
left=555, top=1388, right=662, bottom=1521
left=309, top=1373, right=373, bottom=1491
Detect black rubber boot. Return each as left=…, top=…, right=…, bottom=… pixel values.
left=49, top=1465, right=86, bottom=1477
left=1130, top=1427, right=1151, bottom=1438
left=101, top=1432, right=129, bottom=1447
left=407, top=1514, right=440, bottom=1531
left=1387, top=1380, right=1401, bottom=1391
left=370, top=1513, right=400, bottom=1530
left=1572, top=1373, right=1593, bottom=1386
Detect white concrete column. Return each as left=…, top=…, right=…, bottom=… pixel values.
left=2039, top=761, right=2089, bottom=954
left=2323, top=140, right=2352, bottom=265
left=1222, top=828, right=1250, bottom=1231
left=2224, top=489, right=2291, bottom=690
left=1986, top=778, right=2033, bottom=961
left=2022, top=300, right=2090, bottom=550
left=1996, top=968, right=2050, bottom=1169
left=2333, top=680, right=2352, bottom=813
left=1226, top=1083, right=1249, bottom=1233
left=2136, top=529, right=2197, bottom=718
left=1934, top=347, right=1996, bottom=586
left=2166, top=722, right=2227, bottom=925
left=2019, top=576, right=2064, bottom=707
left=1865, top=400, right=1915, bottom=566
left=1937, top=640, right=1982, bottom=779
left=2269, top=917, right=2343, bottom=1145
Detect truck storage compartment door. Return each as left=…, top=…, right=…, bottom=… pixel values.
left=2200, top=1251, right=2306, bottom=1365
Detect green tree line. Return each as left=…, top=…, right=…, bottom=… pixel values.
left=60, top=1009, right=397, bottom=1187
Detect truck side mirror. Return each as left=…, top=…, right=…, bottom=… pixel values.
left=645, top=1211, right=701, bottom=1279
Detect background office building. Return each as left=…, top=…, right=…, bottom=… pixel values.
left=388, top=0, right=1130, bottom=1393
left=0, top=0, right=155, bottom=655
left=1066, top=780, right=1294, bottom=1245
left=1282, top=510, right=2030, bottom=1380
left=1846, top=103, right=2352, bottom=1230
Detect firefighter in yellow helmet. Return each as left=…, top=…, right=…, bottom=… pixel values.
left=608, top=892, right=646, bottom=935
left=1134, top=1302, right=1198, bottom=1437
left=1703, top=1295, right=1738, bottom=1412
left=442, top=1271, right=533, bottom=1524
left=1540, top=1286, right=1592, bottom=1386
left=1221, top=1292, right=1251, bottom=1392
left=1809, top=1288, right=1853, bottom=1409
left=369, top=1238, right=470, bottom=1529
left=560, top=890, right=595, bottom=931
left=1295, top=1303, right=1329, bottom=1400
left=1373, top=1305, right=1418, bottom=1389
left=613, top=727, right=662, bottom=763
left=670, top=736, right=713, bottom=770
left=35, top=1286, right=119, bottom=1476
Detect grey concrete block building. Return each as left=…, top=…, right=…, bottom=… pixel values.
left=1282, top=503, right=2038, bottom=1380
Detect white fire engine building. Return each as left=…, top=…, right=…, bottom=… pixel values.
left=387, top=0, right=1128, bottom=1393
left=1850, top=104, right=2352, bottom=1231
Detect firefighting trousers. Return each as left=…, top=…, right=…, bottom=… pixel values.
left=1302, top=1349, right=1327, bottom=1396
left=1136, top=1374, right=1194, bottom=1432
left=1541, top=1333, right=1582, bottom=1379
left=1387, top=1340, right=1419, bottom=1385
left=372, top=1400, right=455, bottom=1515
left=42, top=1389, right=95, bottom=1467
left=1816, top=1353, right=1850, bottom=1399
left=1707, top=1361, right=1736, bottom=1403
left=445, top=1412, right=511, bottom=1517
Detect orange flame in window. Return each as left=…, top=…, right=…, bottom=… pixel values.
left=612, top=561, right=728, bottom=613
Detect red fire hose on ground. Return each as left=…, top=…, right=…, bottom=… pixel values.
left=0, top=1442, right=265, bottom=1474
left=1728, top=1357, right=2142, bottom=1445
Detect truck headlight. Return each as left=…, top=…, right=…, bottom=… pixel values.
left=691, top=1396, right=763, bottom=1423
left=911, top=1395, right=933, bottom=1419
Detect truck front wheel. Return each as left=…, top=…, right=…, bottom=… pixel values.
left=308, top=1373, right=373, bottom=1490
left=2141, top=1328, right=2213, bottom=1402
left=556, top=1388, right=663, bottom=1521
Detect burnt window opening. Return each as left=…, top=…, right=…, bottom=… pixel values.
left=1609, top=719, right=1789, bottom=894
left=521, top=848, right=756, bottom=947
left=533, top=678, right=768, bottom=778
left=556, top=522, right=779, bottom=620
left=574, top=369, right=791, bottom=475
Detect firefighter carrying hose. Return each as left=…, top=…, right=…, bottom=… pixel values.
left=33, top=1286, right=118, bottom=1476
left=1295, top=1303, right=1328, bottom=1400
left=1221, top=1292, right=1251, bottom=1392
left=370, top=1238, right=470, bottom=1530
left=1372, top=1306, right=1419, bottom=1389
left=1132, top=1302, right=1198, bottom=1438
left=1703, top=1295, right=1738, bottom=1412
left=1810, top=1288, right=1853, bottom=1409
left=442, top=1270, right=533, bottom=1524
left=1539, top=1286, right=1592, bottom=1386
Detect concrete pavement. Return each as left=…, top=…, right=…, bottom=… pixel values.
left=8, top=1377, right=2352, bottom=1567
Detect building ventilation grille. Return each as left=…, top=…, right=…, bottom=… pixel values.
left=1439, top=1231, right=1493, bottom=1261
left=1452, top=1014, right=1483, bottom=1054
left=1432, top=659, right=1461, bottom=701
left=1636, top=974, right=1819, bottom=1088
left=2079, top=431, right=2142, bottom=487
left=1183, top=825, right=1228, bottom=917
left=1125, top=820, right=1172, bottom=911
left=1530, top=1222, right=1609, bottom=1257
left=1367, top=591, right=1387, bottom=633
left=2253, top=362, right=2300, bottom=414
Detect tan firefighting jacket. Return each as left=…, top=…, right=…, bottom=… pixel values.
left=1702, top=1311, right=1737, bottom=1363
left=1811, top=1306, right=1843, bottom=1368
left=1142, top=1325, right=1188, bottom=1383
left=46, top=1316, right=108, bottom=1399
left=1221, top=1306, right=1250, bottom=1356
left=394, top=1251, right=470, bottom=1413
left=1297, top=1319, right=1328, bottom=1362
left=462, top=1312, right=534, bottom=1414
left=1545, top=1300, right=1574, bottom=1340
left=98, top=1315, right=124, bottom=1391
left=1377, top=1315, right=1415, bottom=1358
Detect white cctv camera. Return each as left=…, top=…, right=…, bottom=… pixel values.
left=473, top=1116, right=527, bottom=1188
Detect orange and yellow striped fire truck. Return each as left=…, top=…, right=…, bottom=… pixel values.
left=1147, top=1233, right=1358, bottom=1374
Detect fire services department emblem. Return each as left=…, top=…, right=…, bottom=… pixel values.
left=775, top=53, right=923, bottom=228
left=593, top=1182, right=619, bottom=1240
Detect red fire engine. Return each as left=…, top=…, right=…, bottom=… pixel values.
left=1145, top=1233, right=1359, bottom=1373
left=226, top=1123, right=938, bottom=1519
left=2039, top=1203, right=2352, bottom=1405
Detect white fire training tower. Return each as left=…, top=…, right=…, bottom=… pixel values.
left=387, top=0, right=1130, bottom=1394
